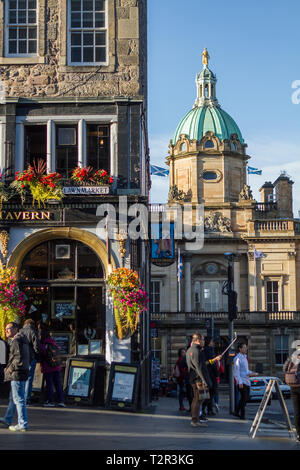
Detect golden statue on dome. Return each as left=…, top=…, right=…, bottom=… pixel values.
left=201, top=48, right=210, bottom=67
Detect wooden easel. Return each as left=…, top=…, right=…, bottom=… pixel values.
left=249, top=379, right=296, bottom=440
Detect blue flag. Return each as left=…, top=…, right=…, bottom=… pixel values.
left=177, top=248, right=183, bottom=281
left=247, top=166, right=262, bottom=175
left=150, top=165, right=169, bottom=177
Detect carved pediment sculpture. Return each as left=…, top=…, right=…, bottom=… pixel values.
left=239, top=184, right=253, bottom=201
left=204, top=211, right=232, bottom=232
left=168, top=185, right=192, bottom=203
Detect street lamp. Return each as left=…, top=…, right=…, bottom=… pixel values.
left=224, top=252, right=238, bottom=414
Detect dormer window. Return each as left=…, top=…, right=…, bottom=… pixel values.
left=204, top=140, right=214, bottom=149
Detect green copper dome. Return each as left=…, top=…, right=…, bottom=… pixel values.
left=173, top=105, right=244, bottom=144
left=173, top=54, right=244, bottom=145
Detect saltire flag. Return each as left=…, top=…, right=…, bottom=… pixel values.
left=254, top=249, right=266, bottom=259
left=177, top=248, right=183, bottom=281
left=150, top=165, right=169, bottom=177
left=247, top=166, right=262, bottom=175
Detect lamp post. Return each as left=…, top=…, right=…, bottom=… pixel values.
left=224, top=252, right=238, bottom=415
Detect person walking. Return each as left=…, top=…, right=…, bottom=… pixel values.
left=0, top=322, right=30, bottom=432
left=233, top=342, right=257, bottom=420
left=20, top=318, right=40, bottom=405
left=186, top=332, right=212, bottom=427
left=283, top=350, right=300, bottom=443
left=202, top=337, right=219, bottom=416
left=40, top=325, right=65, bottom=407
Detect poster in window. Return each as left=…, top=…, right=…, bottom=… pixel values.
left=51, top=332, right=71, bottom=355
left=51, top=300, right=75, bottom=320
left=89, top=339, right=102, bottom=355
left=55, top=244, right=71, bottom=259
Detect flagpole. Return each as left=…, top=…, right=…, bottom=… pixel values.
left=254, top=251, right=257, bottom=311
left=178, top=247, right=181, bottom=312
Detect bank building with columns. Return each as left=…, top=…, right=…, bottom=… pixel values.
left=150, top=50, right=300, bottom=381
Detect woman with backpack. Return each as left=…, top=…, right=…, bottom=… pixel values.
left=40, top=325, right=65, bottom=408
left=283, top=351, right=300, bottom=443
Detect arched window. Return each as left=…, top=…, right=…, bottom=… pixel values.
left=204, top=140, right=214, bottom=149
left=20, top=239, right=105, bottom=354
left=180, top=142, right=187, bottom=152
left=231, top=142, right=237, bottom=151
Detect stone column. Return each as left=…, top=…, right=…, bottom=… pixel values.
left=78, top=119, right=86, bottom=167
left=47, top=119, right=55, bottom=172
left=184, top=255, right=192, bottom=312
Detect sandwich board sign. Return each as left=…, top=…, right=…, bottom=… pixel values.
left=249, top=379, right=296, bottom=440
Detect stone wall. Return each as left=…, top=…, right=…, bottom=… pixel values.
left=0, top=0, right=147, bottom=100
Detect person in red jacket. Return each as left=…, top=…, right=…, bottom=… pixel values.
left=39, top=325, right=65, bottom=408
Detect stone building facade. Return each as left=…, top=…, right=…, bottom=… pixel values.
left=0, top=0, right=151, bottom=408
left=150, top=53, right=300, bottom=382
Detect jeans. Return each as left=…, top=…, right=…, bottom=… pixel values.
left=178, top=381, right=185, bottom=408
left=4, top=381, right=28, bottom=429
left=235, top=384, right=250, bottom=418
left=25, top=359, right=37, bottom=403
left=191, top=383, right=203, bottom=423
left=291, top=387, right=300, bottom=437
left=44, top=371, right=64, bottom=403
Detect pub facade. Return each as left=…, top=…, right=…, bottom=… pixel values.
left=0, top=0, right=151, bottom=408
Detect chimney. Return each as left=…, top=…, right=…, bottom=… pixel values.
left=273, top=173, right=294, bottom=218
left=259, top=182, right=274, bottom=203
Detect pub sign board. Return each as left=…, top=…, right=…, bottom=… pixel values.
left=106, top=362, right=140, bottom=412
left=64, top=358, right=97, bottom=405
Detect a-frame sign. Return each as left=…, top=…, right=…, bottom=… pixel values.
left=249, top=379, right=297, bottom=440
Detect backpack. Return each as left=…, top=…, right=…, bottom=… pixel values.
left=285, top=359, right=300, bottom=386
left=173, top=364, right=181, bottom=379
left=45, top=342, right=62, bottom=368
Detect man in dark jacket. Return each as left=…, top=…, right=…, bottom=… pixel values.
left=20, top=318, right=40, bottom=404
left=186, top=333, right=212, bottom=427
left=0, top=322, right=30, bottom=432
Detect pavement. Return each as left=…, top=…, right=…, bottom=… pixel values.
left=0, top=392, right=299, bottom=453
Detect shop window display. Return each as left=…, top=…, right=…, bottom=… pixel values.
left=20, top=239, right=105, bottom=355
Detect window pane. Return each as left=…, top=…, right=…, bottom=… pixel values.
left=83, top=47, right=93, bottom=62
left=71, top=0, right=81, bottom=11
left=19, top=27, right=27, bottom=38
left=83, top=12, right=93, bottom=27
left=95, top=47, right=106, bottom=62
left=28, top=0, right=36, bottom=8
left=83, top=0, right=93, bottom=11
left=77, top=243, right=103, bottom=278
left=9, top=28, right=17, bottom=39
left=8, top=40, right=17, bottom=53
left=95, top=12, right=105, bottom=27
left=19, top=0, right=26, bottom=9
left=28, top=10, right=36, bottom=23
left=95, top=32, right=105, bottom=45
left=86, top=124, right=110, bottom=170
left=71, top=33, right=81, bottom=45
left=71, top=12, right=81, bottom=28
left=18, top=10, right=27, bottom=23
left=9, top=11, right=17, bottom=23
left=83, top=33, right=93, bottom=45
left=19, top=40, right=27, bottom=53
left=9, top=0, right=17, bottom=9
left=20, top=242, right=48, bottom=280
left=28, top=27, right=36, bottom=38
left=28, top=40, right=37, bottom=53
left=71, top=47, right=81, bottom=62
left=95, top=0, right=105, bottom=10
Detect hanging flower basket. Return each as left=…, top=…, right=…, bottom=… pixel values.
left=107, top=268, right=149, bottom=340
left=11, top=159, right=63, bottom=208
left=0, top=263, right=26, bottom=340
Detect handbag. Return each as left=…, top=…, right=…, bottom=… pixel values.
left=285, top=360, right=299, bottom=385
left=196, top=381, right=210, bottom=401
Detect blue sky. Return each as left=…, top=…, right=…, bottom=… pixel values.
left=148, top=0, right=300, bottom=213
